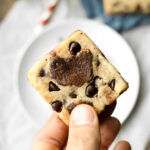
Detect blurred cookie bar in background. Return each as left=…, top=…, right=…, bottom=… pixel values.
left=103, top=0, right=150, bottom=15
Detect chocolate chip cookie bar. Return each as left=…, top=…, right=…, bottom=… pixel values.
left=103, top=0, right=150, bottom=15
left=28, top=30, right=128, bottom=125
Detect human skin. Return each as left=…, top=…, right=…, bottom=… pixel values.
left=32, top=102, right=131, bottom=150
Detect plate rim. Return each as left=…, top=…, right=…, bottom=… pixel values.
left=14, top=18, right=140, bottom=126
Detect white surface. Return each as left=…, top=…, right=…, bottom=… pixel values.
left=16, top=19, right=140, bottom=127
left=0, top=0, right=150, bottom=150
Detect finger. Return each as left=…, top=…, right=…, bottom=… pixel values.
left=113, top=141, right=131, bottom=150
left=100, top=117, right=121, bottom=150
left=32, top=113, right=68, bottom=150
left=99, top=101, right=117, bottom=122
left=66, top=105, right=100, bottom=150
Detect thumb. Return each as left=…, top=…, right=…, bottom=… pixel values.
left=66, top=105, right=100, bottom=150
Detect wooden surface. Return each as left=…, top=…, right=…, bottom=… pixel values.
left=0, top=0, right=17, bottom=21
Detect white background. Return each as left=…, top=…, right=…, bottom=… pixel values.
left=0, top=0, right=150, bottom=149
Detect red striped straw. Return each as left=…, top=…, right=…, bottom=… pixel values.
left=33, top=0, right=60, bottom=36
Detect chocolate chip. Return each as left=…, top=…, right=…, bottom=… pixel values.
left=50, top=50, right=93, bottom=87
left=67, top=103, right=76, bottom=113
left=109, top=79, right=115, bottom=90
left=49, top=82, right=60, bottom=91
left=86, top=83, right=98, bottom=97
left=69, top=92, right=77, bottom=98
left=50, top=50, right=56, bottom=57
left=96, top=60, right=100, bottom=66
left=135, top=5, right=142, bottom=13
left=39, top=69, right=45, bottom=77
left=69, top=41, right=81, bottom=55
left=52, top=100, right=62, bottom=112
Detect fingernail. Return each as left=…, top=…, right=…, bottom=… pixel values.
left=71, top=105, right=95, bottom=126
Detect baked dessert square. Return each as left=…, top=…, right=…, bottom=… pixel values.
left=28, top=30, right=128, bottom=125
left=103, top=0, right=150, bottom=15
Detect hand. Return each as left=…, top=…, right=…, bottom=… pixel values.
left=32, top=103, right=131, bottom=150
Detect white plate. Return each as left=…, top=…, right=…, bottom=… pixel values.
left=15, top=19, right=140, bottom=127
